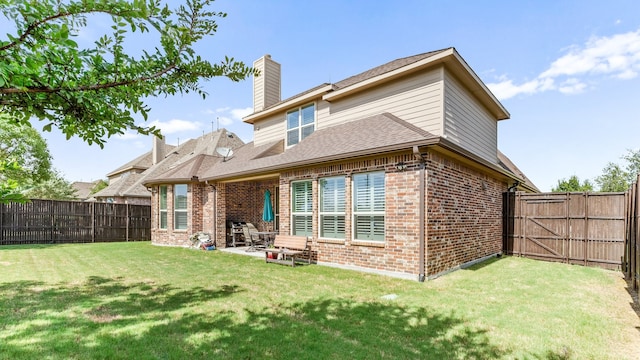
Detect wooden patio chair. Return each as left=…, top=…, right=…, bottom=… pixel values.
left=243, top=223, right=266, bottom=251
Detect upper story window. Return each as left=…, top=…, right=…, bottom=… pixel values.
left=286, top=103, right=315, bottom=146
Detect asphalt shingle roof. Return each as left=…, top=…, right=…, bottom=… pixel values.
left=97, top=129, right=244, bottom=197
left=201, top=113, right=438, bottom=181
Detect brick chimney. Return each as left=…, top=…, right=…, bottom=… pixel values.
left=152, top=135, right=165, bottom=165
left=253, top=54, right=281, bottom=112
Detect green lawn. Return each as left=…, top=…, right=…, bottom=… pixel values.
left=1, top=242, right=638, bottom=359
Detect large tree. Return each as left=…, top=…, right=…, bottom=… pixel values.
left=21, top=169, right=78, bottom=200
left=0, top=114, right=52, bottom=185
left=551, top=175, right=594, bottom=192
left=0, top=0, right=254, bottom=147
left=595, top=162, right=629, bottom=192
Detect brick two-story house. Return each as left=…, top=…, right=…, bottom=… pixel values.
left=144, top=48, right=537, bottom=280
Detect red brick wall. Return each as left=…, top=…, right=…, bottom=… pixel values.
left=425, top=151, right=507, bottom=277
left=213, top=179, right=279, bottom=248
left=151, top=183, right=194, bottom=247
left=280, top=153, right=422, bottom=276
left=148, top=151, right=510, bottom=278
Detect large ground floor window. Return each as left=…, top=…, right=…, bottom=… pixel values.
left=174, top=184, right=187, bottom=230
left=291, top=180, right=312, bottom=236
left=352, top=172, right=385, bottom=241
left=319, top=176, right=345, bottom=239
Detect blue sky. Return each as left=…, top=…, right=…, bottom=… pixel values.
left=27, top=0, right=640, bottom=191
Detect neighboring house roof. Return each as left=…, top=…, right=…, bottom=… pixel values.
left=106, top=150, right=152, bottom=178
left=93, top=173, right=147, bottom=198
left=96, top=129, right=244, bottom=197
left=71, top=181, right=97, bottom=200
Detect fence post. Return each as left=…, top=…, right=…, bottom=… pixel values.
left=565, top=193, right=570, bottom=264
left=91, top=202, right=95, bottom=243
left=126, top=204, right=130, bottom=242
left=635, top=175, right=640, bottom=290
left=0, top=202, right=3, bottom=245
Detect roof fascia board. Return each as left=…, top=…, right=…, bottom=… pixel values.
left=243, top=84, right=334, bottom=124
left=321, top=48, right=510, bottom=121
left=322, top=49, right=455, bottom=102
left=447, top=51, right=510, bottom=120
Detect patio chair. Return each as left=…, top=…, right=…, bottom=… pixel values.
left=243, top=223, right=266, bottom=251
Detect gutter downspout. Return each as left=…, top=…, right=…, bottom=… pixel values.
left=207, top=181, right=217, bottom=247
left=413, top=146, right=426, bottom=282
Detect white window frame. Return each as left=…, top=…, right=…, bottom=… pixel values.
left=159, top=185, right=168, bottom=229
left=286, top=103, right=315, bottom=147
left=319, top=176, right=346, bottom=239
left=352, top=172, right=385, bottom=241
left=291, top=180, right=313, bottom=236
left=174, top=184, right=188, bottom=230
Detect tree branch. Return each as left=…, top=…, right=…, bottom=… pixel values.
left=0, top=7, right=145, bottom=52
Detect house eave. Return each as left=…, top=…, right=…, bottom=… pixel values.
left=321, top=48, right=510, bottom=120
left=431, top=138, right=536, bottom=192
left=243, top=84, right=335, bottom=124
left=106, top=165, right=148, bottom=178
left=201, top=138, right=441, bottom=182
left=143, top=178, right=201, bottom=187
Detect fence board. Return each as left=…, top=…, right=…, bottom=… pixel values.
left=0, top=200, right=150, bottom=245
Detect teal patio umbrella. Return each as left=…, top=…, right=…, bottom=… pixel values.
left=262, top=189, right=274, bottom=230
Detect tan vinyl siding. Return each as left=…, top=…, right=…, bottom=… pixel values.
left=253, top=55, right=281, bottom=112
left=254, top=112, right=285, bottom=146
left=264, top=58, right=281, bottom=108
left=321, top=67, right=444, bottom=135
left=443, top=70, right=498, bottom=163
left=253, top=57, right=265, bottom=111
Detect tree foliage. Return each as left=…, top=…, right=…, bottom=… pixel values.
left=595, top=162, right=629, bottom=192
left=90, top=179, right=109, bottom=194
left=0, top=114, right=52, bottom=184
left=621, top=149, right=640, bottom=184
left=0, top=160, right=29, bottom=203
left=551, top=175, right=594, bottom=192
left=0, top=0, right=255, bottom=147
left=21, top=169, right=78, bottom=200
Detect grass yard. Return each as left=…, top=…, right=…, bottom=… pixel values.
left=0, top=242, right=639, bottom=359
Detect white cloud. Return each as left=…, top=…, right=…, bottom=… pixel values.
left=217, top=116, right=233, bottom=126
left=132, top=140, right=146, bottom=149
left=558, top=78, right=587, bottom=94
left=147, top=119, right=201, bottom=134
left=215, top=106, right=231, bottom=113
left=488, top=28, right=640, bottom=100
left=115, top=130, right=141, bottom=140
left=230, top=107, right=253, bottom=120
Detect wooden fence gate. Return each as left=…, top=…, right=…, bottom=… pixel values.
left=504, top=192, right=626, bottom=271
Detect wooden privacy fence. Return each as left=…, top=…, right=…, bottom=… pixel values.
left=625, top=175, right=640, bottom=292
left=503, top=191, right=626, bottom=271
left=0, top=200, right=151, bottom=245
